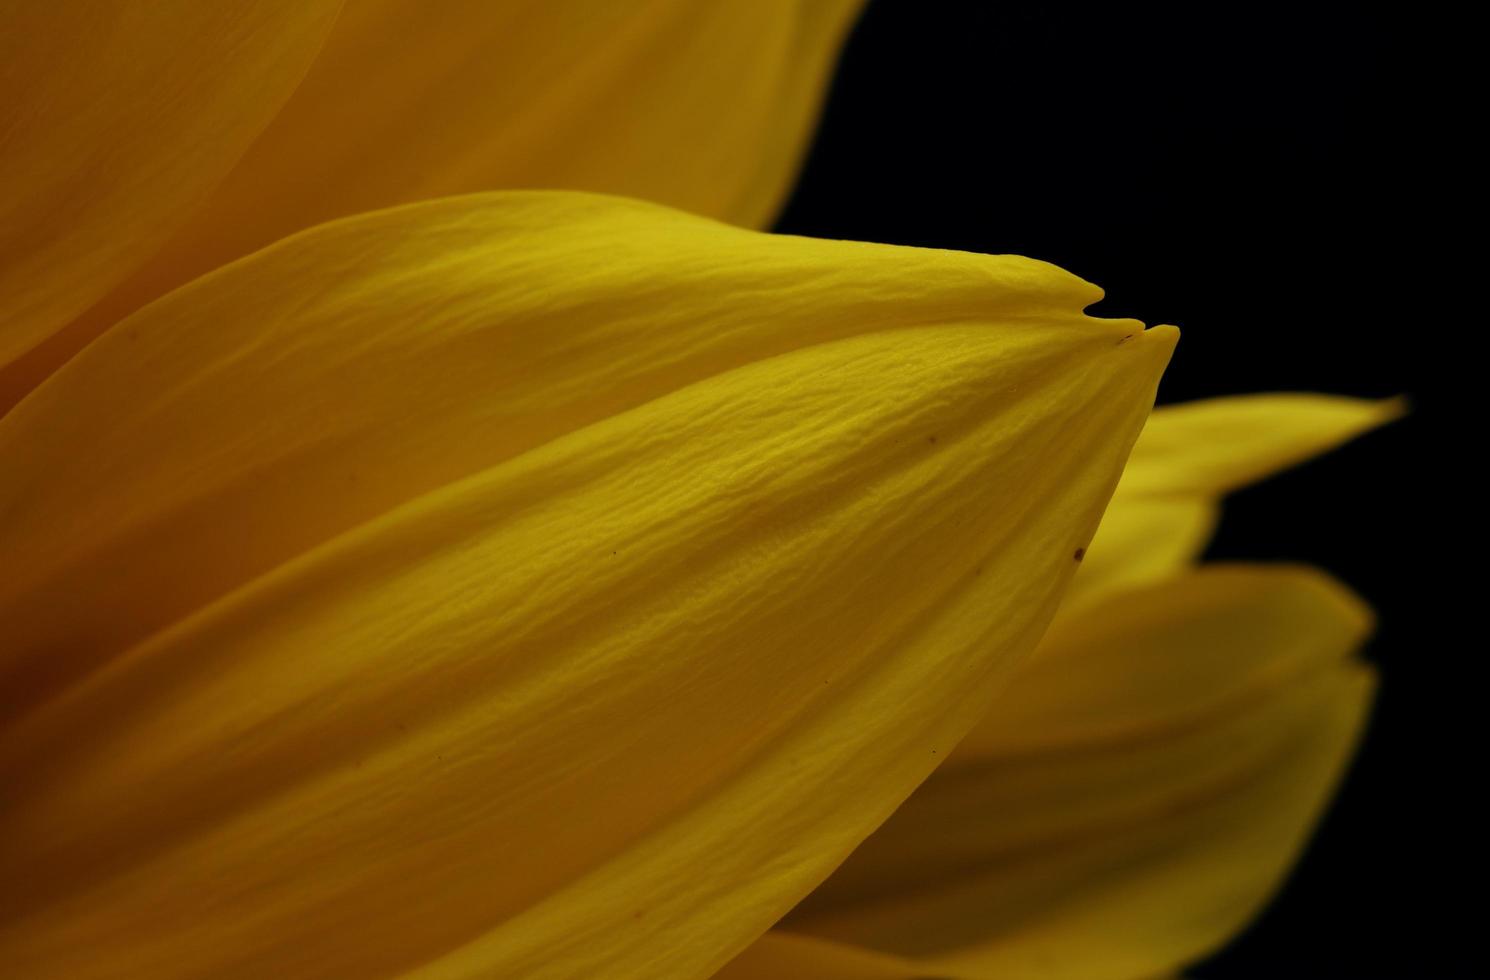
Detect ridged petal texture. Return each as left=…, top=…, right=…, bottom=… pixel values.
left=0, top=192, right=1172, bottom=979
left=721, top=395, right=1394, bottom=980
left=0, top=0, right=863, bottom=406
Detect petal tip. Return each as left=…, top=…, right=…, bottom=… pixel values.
left=1118, top=324, right=1179, bottom=378
left=1377, top=393, right=1411, bottom=424
left=1143, top=323, right=1181, bottom=350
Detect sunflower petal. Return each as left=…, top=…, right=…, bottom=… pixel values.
left=1116, top=393, right=1404, bottom=497
left=0, top=190, right=1157, bottom=709
left=1065, top=393, right=1401, bottom=606
left=174, top=0, right=863, bottom=238
left=2, top=1, right=864, bottom=409
left=0, top=192, right=1172, bottom=979
left=0, top=0, right=341, bottom=368
left=779, top=566, right=1373, bottom=980
left=959, top=565, right=1372, bottom=757
left=1065, top=495, right=1219, bottom=607
left=716, top=932, right=918, bottom=980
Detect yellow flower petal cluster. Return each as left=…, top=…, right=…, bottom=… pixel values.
left=725, top=395, right=1398, bottom=979
left=0, top=3, right=1389, bottom=979
left=1, top=0, right=861, bottom=409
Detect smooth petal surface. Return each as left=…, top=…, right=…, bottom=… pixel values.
left=716, top=932, right=917, bottom=980
left=1067, top=494, right=1219, bottom=609
left=0, top=0, right=341, bottom=367
left=1115, top=393, right=1404, bottom=497
left=720, top=936, right=1189, bottom=980
left=1067, top=394, right=1401, bottom=605
left=0, top=1, right=863, bottom=409
left=954, top=565, right=1373, bottom=757
left=769, top=565, right=1374, bottom=980
left=0, top=192, right=1173, bottom=979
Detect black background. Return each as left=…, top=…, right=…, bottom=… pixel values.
left=777, top=3, right=1468, bottom=977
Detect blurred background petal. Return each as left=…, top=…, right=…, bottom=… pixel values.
left=0, top=0, right=863, bottom=410
left=744, top=567, right=1373, bottom=980
left=0, top=1, right=340, bottom=368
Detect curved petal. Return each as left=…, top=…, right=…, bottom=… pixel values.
left=1117, top=393, right=1404, bottom=497
left=716, top=932, right=917, bottom=980
left=1065, top=393, right=1402, bottom=607
left=0, top=0, right=342, bottom=368
left=1065, top=495, right=1219, bottom=607
left=778, top=566, right=1374, bottom=980
left=1, top=1, right=864, bottom=410
left=0, top=190, right=1161, bottom=709
left=954, top=565, right=1372, bottom=758
left=718, top=939, right=1196, bottom=980
left=0, top=192, right=1173, bottom=979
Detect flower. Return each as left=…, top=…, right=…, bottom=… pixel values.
left=721, top=394, right=1399, bottom=979
left=0, top=185, right=1175, bottom=976
left=1, top=1, right=863, bottom=409
left=0, top=3, right=1385, bottom=978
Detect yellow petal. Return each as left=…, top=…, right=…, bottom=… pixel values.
left=0, top=1, right=341, bottom=368
left=0, top=192, right=1173, bottom=979
left=1066, top=393, right=1402, bottom=606
left=1, top=189, right=1157, bottom=706
left=716, top=932, right=918, bottom=980
left=1064, top=495, right=1219, bottom=607
left=1117, top=393, right=1404, bottom=497
left=779, top=566, right=1373, bottom=980
left=191, top=0, right=862, bottom=236
left=1, top=1, right=863, bottom=409
left=956, top=565, right=1372, bottom=757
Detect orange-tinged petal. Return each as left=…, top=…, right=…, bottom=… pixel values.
left=0, top=191, right=1173, bottom=979
left=179, top=0, right=862, bottom=240
left=1, top=1, right=864, bottom=409
left=0, top=0, right=341, bottom=368
left=773, top=566, right=1373, bottom=980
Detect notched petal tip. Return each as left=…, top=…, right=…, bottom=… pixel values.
left=1116, top=323, right=1180, bottom=370
left=1142, top=322, right=1182, bottom=348
left=1108, top=323, right=1179, bottom=393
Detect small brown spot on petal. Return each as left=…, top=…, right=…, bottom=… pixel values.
left=1073, top=547, right=1086, bottom=561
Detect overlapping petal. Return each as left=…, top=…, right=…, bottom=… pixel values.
left=734, top=566, right=1373, bottom=980
left=0, top=192, right=1172, bottom=978
left=718, top=933, right=917, bottom=979
left=1069, top=393, right=1402, bottom=606
left=1117, top=393, right=1405, bottom=497
left=1, top=1, right=863, bottom=408
left=0, top=1, right=341, bottom=368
